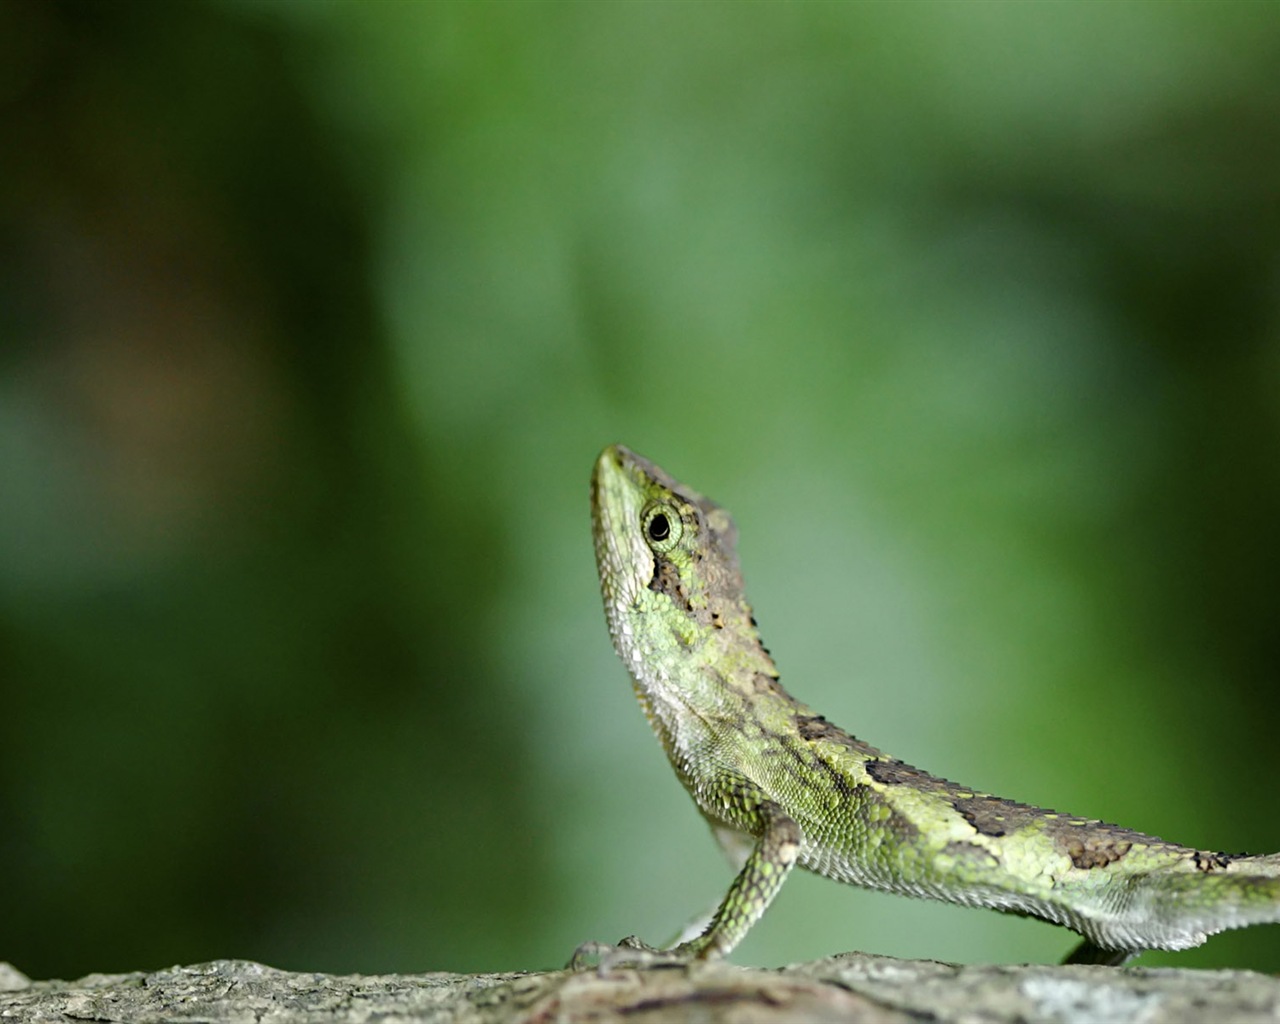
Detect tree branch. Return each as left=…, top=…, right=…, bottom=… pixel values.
left=4, top=953, right=1279, bottom=1023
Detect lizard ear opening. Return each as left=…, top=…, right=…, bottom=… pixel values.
left=642, top=502, right=683, bottom=554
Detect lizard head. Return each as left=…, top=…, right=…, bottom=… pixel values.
left=591, top=445, right=768, bottom=701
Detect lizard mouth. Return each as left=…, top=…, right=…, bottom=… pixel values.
left=590, top=445, right=648, bottom=607
left=589, top=445, right=624, bottom=555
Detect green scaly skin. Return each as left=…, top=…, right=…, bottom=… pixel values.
left=584, top=443, right=1280, bottom=966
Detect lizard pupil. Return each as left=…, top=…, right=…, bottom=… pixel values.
left=647, top=513, right=671, bottom=542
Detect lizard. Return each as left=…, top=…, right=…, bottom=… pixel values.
left=582, top=443, right=1280, bottom=966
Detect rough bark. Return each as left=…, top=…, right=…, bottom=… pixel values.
left=4, top=953, right=1280, bottom=1023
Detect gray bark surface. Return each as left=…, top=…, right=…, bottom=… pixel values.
left=3, top=954, right=1280, bottom=1023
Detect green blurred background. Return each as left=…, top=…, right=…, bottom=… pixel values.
left=3, top=0, right=1280, bottom=979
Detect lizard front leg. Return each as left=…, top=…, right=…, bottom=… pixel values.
left=670, top=800, right=800, bottom=959
left=569, top=801, right=799, bottom=969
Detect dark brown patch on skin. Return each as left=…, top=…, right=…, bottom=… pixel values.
left=795, top=714, right=888, bottom=759
left=648, top=555, right=691, bottom=611
left=863, top=759, right=1007, bottom=832
left=1194, top=850, right=1233, bottom=873
left=752, top=671, right=785, bottom=697
left=956, top=802, right=1013, bottom=837
left=1064, top=836, right=1132, bottom=870
left=862, top=754, right=1172, bottom=866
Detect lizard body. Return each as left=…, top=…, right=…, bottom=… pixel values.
left=588, top=443, right=1280, bottom=964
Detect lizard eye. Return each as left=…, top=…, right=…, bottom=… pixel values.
left=642, top=503, right=682, bottom=553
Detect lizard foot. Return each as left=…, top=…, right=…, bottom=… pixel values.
left=567, top=936, right=693, bottom=972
